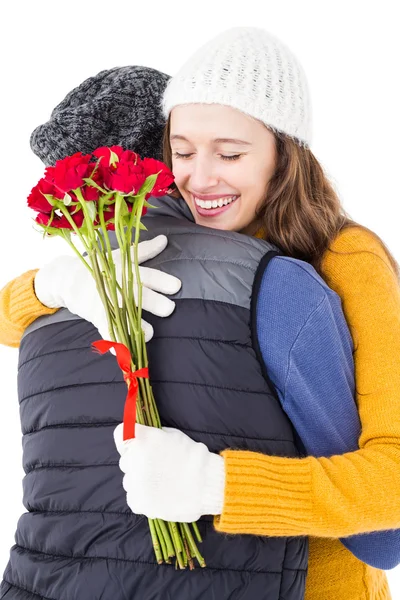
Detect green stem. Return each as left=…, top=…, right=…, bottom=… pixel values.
left=182, top=523, right=206, bottom=568
left=87, top=248, right=116, bottom=343
left=115, top=198, right=131, bottom=321
left=56, top=202, right=91, bottom=254
left=114, top=195, right=140, bottom=350
left=148, top=519, right=163, bottom=564
left=138, top=381, right=154, bottom=429
left=191, top=521, right=203, bottom=543
left=65, top=186, right=206, bottom=570
left=132, top=195, right=146, bottom=365
left=179, top=523, right=195, bottom=569
left=59, top=229, right=94, bottom=276
left=157, top=519, right=175, bottom=558
left=80, top=199, right=128, bottom=348
left=169, top=522, right=183, bottom=555
left=130, top=196, right=162, bottom=428
left=97, top=200, right=130, bottom=343
left=167, top=521, right=185, bottom=569
left=57, top=206, right=117, bottom=330
left=97, top=197, right=115, bottom=266
left=153, top=518, right=169, bottom=562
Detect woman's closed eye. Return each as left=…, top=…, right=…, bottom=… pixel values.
left=172, top=152, right=242, bottom=161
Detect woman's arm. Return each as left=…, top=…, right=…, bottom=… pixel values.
left=254, top=254, right=400, bottom=569
left=0, top=269, right=58, bottom=347
left=0, top=236, right=180, bottom=348
left=213, top=247, right=400, bottom=543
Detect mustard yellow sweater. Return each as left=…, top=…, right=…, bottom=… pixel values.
left=0, top=226, right=398, bottom=599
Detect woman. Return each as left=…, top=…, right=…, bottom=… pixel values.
left=1, top=29, right=399, bottom=600
left=116, top=27, right=400, bottom=600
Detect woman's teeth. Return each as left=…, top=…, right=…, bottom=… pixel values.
left=194, top=195, right=238, bottom=209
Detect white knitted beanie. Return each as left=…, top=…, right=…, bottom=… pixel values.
left=162, top=27, right=312, bottom=147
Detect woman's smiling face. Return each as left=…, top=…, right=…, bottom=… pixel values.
left=170, top=104, right=277, bottom=234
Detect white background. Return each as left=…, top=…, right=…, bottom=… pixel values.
left=0, top=0, right=399, bottom=595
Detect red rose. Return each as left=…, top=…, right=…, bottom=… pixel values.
left=92, top=154, right=117, bottom=190
left=46, top=152, right=93, bottom=192
left=98, top=205, right=117, bottom=230
left=93, top=146, right=141, bottom=166
left=96, top=162, right=114, bottom=190
left=35, top=212, right=52, bottom=227
left=111, top=162, right=146, bottom=194
left=57, top=209, right=85, bottom=229
left=93, top=146, right=125, bottom=166
left=93, top=147, right=143, bottom=192
left=119, top=149, right=141, bottom=165
left=35, top=207, right=85, bottom=230
left=42, top=167, right=66, bottom=199
left=100, top=204, right=116, bottom=230
left=80, top=165, right=102, bottom=201
left=142, top=158, right=175, bottom=197
left=28, top=178, right=58, bottom=214
left=80, top=185, right=100, bottom=202
left=94, top=199, right=137, bottom=230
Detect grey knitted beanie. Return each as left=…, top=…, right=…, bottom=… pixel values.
left=30, top=66, right=171, bottom=166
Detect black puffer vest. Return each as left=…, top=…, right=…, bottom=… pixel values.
left=0, top=195, right=308, bottom=599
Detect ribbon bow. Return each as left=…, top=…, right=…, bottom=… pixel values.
left=92, top=340, right=149, bottom=441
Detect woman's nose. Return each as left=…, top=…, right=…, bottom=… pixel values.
left=189, top=157, right=219, bottom=190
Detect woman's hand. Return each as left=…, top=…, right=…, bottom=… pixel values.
left=113, top=423, right=226, bottom=522
left=34, top=235, right=181, bottom=342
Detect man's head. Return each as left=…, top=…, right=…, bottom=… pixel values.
left=30, top=65, right=171, bottom=166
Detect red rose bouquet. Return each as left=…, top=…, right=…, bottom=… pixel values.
left=27, top=146, right=206, bottom=569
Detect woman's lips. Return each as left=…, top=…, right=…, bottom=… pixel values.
left=192, top=194, right=240, bottom=217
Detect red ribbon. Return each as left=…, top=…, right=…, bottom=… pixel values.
left=91, top=340, right=149, bottom=441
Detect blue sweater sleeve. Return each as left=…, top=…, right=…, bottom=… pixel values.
left=256, top=255, right=400, bottom=570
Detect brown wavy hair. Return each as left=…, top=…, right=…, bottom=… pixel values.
left=162, top=115, right=399, bottom=278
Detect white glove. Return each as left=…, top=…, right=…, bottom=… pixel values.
left=113, top=423, right=226, bottom=522
left=34, top=235, right=181, bottom=343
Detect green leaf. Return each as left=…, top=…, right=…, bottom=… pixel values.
left=79, top=224, right=89, bottom=237
left=36, top=210, right=63, bottom=237
left=86, top=201, right=97, bottom=224
left=83, top=177, right=107, bottom=194
left=81, top=206, right=91, bottom=234
left=47, top=209, right=56, bottom=226
left=88, top=160, right=100, bottom=178
left=143, top=201, right=158, bottom=209
left=40, top=227, right=60, bottom=238
left=42, top=194, right=58, bottom=207
left=102, top=192, right=115, bottom=205
left=69, top=205, right=82, bottom=216
left=120, top=198, right=130, bottom=217
left=137, top=173, right=158, bottom=197
left=40, top=223, right=59, bottom=234
left=138, top=221, right=148, bottom=231
left=62, top=229, right=72, bottom=244
left=110, top=150, right=119, bottom=167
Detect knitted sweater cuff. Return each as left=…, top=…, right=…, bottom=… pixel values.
left=213, top=449, right=313, bottom=536
left=19, top=269, right=59, bottom=328
left=0, top=269, right=59, bottom=348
